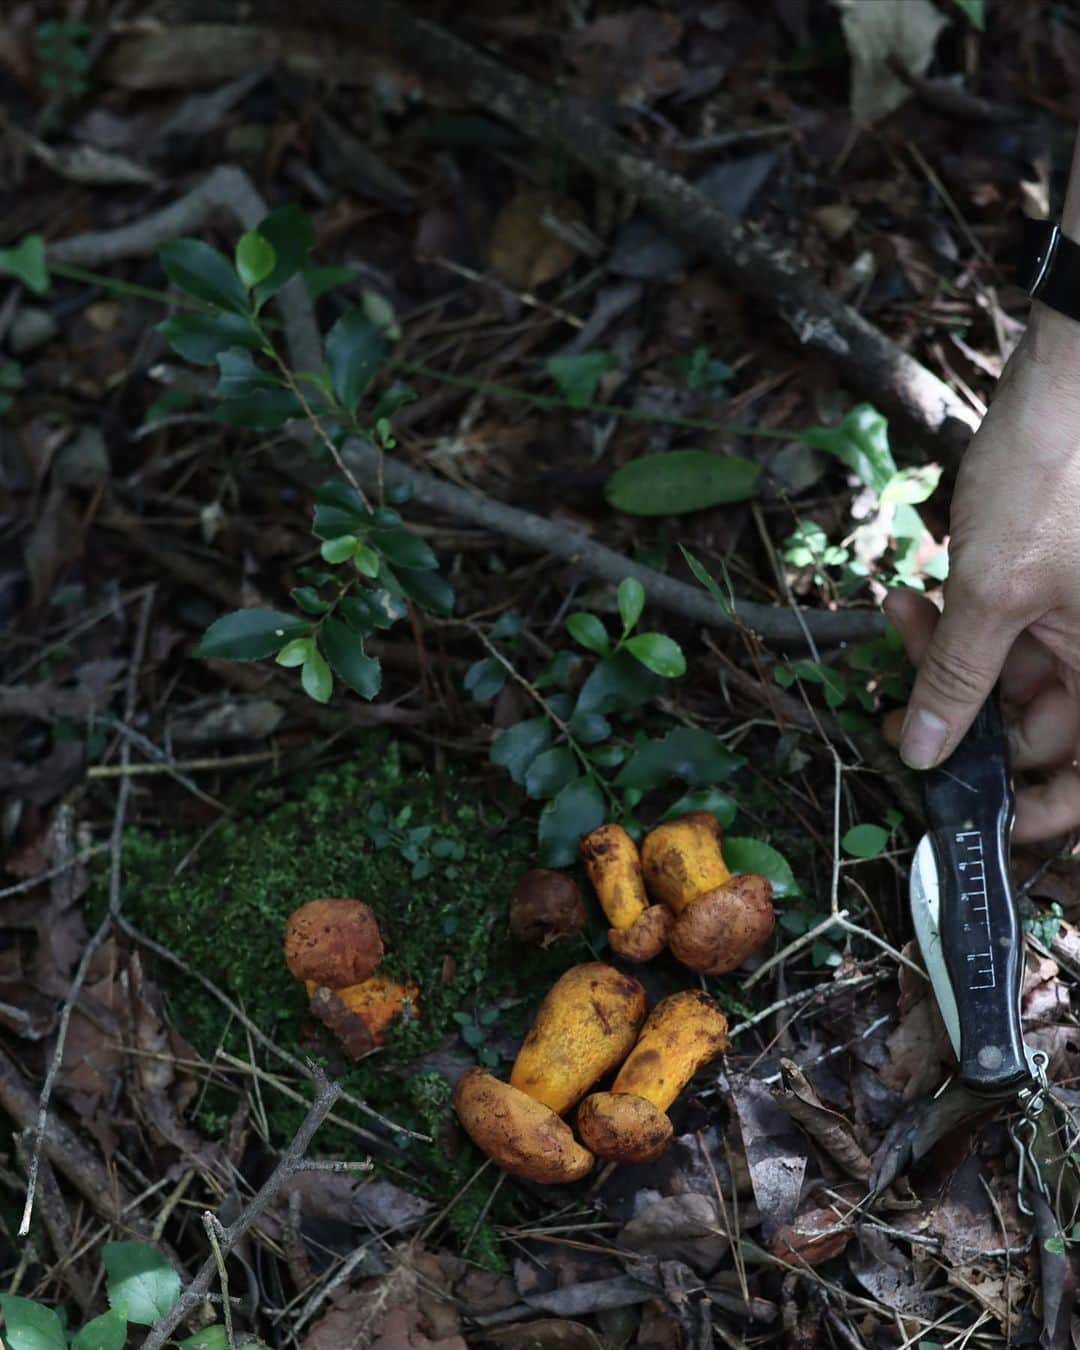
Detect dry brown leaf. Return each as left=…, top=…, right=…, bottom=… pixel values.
left=771, top=1204, right=851, bottom=1266
left=489, top=190, right=582, bottom=291
left=480, top=1321, right=606, bottom=1349
left=772, top=1059, right=871, bottom=1181
left=729, top=1075, right=807, bottom=1238
left=570, top=8, right=684, bottom=107
left=838, top=0, right=948, bottom=126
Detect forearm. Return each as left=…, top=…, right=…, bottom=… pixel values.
left=1063, top=126, right=1080, bottom=238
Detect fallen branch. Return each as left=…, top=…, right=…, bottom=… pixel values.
left=140, top=1072, right=341, bottom=1350
left=342, top=438, right=884, bottom=647
left=355, top=1, right=979, bottom=453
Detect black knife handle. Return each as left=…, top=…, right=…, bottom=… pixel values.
left=924, top=698, right=1029, bottom=1095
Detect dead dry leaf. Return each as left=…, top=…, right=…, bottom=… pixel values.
left=619, top=1193, right=729, bottom=1274
left=729, top=1075, right=807, bottom=1238
left=772, top=1059, right=871, bottom=1181
left=489, top=190, right=582, bottom=291
left=478, top=1321, right=605, bottom=1349
left=837, top=0, right=948, bottom=126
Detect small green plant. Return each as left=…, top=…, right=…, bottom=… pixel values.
left=118, top=205, right=450, bottom=704
left=673, top=346, right=734, bottom=398
left=35, top=18, right=91, bottom=98
left=1025, top=901, right=1064, bottom=949
left=452, top=1003, right=503, bottom=1069
left=363, top=799, right=467, bottom=881
left=0, top=1240, right=261, bottom=1348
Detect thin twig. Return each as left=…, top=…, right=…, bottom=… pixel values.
left=18, top=588, right=155, bottom=1238
left=202, top=1213, right=236, bottom=1349
left=141, top=1072, right=341, bottom=1350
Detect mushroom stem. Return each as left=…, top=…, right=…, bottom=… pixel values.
left=579, top=824, right=673, bottom=961
left=641, top=813, right=731, bottom=914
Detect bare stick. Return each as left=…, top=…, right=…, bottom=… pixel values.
left=141, top=1073, right=341, bottom=1350
left=342, top=437, right=884, bottom=648
left=19, top=588, right=155, bottom=1238
left=202, top=1213, right=236, bottom=1349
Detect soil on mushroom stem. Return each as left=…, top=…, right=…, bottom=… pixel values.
left=94, top=736, right=580, bottom=1262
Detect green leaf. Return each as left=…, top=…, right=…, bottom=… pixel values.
left=464, top=657, right=506, bottom=702
left=680, top=546, right=735, bottom=619
left=0, top=1295, right=66, bottom=1350
left=72, top=1308, right=128, bottom=1350
left=303, top=265, right=355, bottom=301
left=723, top=837, right=800, bottom=897
left=538, top=776, right=606, bottom=867
left=617, top=577, right=645, bottom=633
left=214, top=348, right=280, bottom=398
left=575, top=650, right=663, bottom=717
left=624, top=632, right=686, bottom=678
left=880, top=464, right=941, bottom=507
left=159, top=239, right=250, bottom=316
left=195, top=609, right=308, bottom=660
left=545, top=351, right=616, bottom=407
left=235, top=230, right=276, bottom=289
left=338, top=588, right=405, bottom=633
left=322, top=618, right=381, bottom=699
left=103, top=1241, right=181, bottom=1326
left=952, top=0, right=984, bottom=28
left=370, top=527, right=437, bottom=571
left=606, top=450, right=760, bottom=516
left=841, top=824, right=890, bottom=859
left=275, top=637, right=312, bottom=667
left=371, top=383, right=417, bottom=422
left=155, top=311, right=263, bottom=365
left=567, top=709, right=611, bottom=744
left=1044, top=1235, right=1067, bottom=1256
left=301, top=647, right=333, bottom=703
left=254, top=206, right=317, bottom=306
left=325, top=309, right=384, bottom=413
left=524, top=746, right=579, bottom=800
left=320, top=534, right=359, bottom=564
left=661, top=787, right=737, bottom=829
left=801, top=404, right=896, bottom=495
left=615, top=727, right=745, bottom=791
left=566, top=612, right=610, bottom=656
left=490, top=717, right=551, bottom=785
left=0, top=235, right=50, bottom=295
left=313, top=479, right=369, bottom=539
left=391, top=566, right=455, bottom=617
left=214, top=378, right=304, bottom=430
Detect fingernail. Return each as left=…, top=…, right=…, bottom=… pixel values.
left=900, top=708, right=949, bottom=769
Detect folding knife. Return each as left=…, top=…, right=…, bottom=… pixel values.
left=909, top=696, right=1034, bottom=1095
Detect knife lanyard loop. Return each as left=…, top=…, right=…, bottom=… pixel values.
left=1011, top=1049, right=1051, bottom=1217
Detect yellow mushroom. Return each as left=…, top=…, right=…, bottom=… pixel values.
left=640, top=812, right=731, bottom=913
left=577, top=990, right=729, bottom=1162
left=509, top=962, right=647, bottom=1113
left=579, top=823, right=674, bottom=961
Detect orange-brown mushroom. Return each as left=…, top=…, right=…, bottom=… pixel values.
left=510, top=870, right=586, bottom=947
left=284, top=899, right=418, bottom=1055
left=577, top=990, right=729, bottom=1162
left=579, top=823, right=673, bottom=961
left=668, top=874, right=775, bottom=975
left=640, top=815, right=775, bottom=975
left=284, top=898, right=384, bottom=987
left=452, top=1067, right=594, bottom=1184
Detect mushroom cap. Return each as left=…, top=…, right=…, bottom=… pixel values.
left=453, top=1067, right=594, bottom=1183
left=612, top=989, right=729, bottom=1109
left=284, top=898, right=384, bottom=986
left=577, top=1091, right=673, bottom=1163
left=510, top=870, right=586, bottom=947
left=510, top=962, right=647, bottom=1114
left=668, top=874, right=774, bottom=975
left=640, top=814, right=731, bottom=913
left=578, top=823, right=649, bottom=930
left=607, top=904, right=674, bottom=962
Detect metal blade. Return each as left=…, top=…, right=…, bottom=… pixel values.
left=910, top=833, right=961, bottom=1062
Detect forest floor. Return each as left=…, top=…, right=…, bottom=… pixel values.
left=3, top=2, right=1080, bottom=1347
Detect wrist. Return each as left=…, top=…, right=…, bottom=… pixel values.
left=1026, top=298, right=1080, bottom=368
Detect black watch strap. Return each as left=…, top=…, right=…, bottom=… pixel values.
left=1018, top=217, right=1080, bottom=323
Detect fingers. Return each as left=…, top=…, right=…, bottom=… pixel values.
left=896, top=595, right=1021, bottom=769
left=882, top=588, right=938, bottom=666
left=1007, top=683, right=1080, bottom=771
left=1015, top=768, right=1080, bottom=842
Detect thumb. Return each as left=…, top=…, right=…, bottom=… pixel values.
left=900, top=601, right=1017, bottom=769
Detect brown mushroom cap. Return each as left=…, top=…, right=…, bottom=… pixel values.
left=510, top=870, right=586, bottom=947
left=284, top=898, right=384, bottom=987
left=577, top=1091, right=673, bottom=1163
left=607, top=904, right=674, bottom=962
left=668, top=874, right=774, bottom=975
left=453, top=1067, right=594, bottom=1183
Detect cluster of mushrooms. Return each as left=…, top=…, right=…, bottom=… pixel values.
left=280, top=811, right=775, bottom=1183
left=456, top=812, right=775, bottom=1181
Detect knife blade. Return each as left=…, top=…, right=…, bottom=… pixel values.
left=909, top=695, right=1030, bottom=1095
